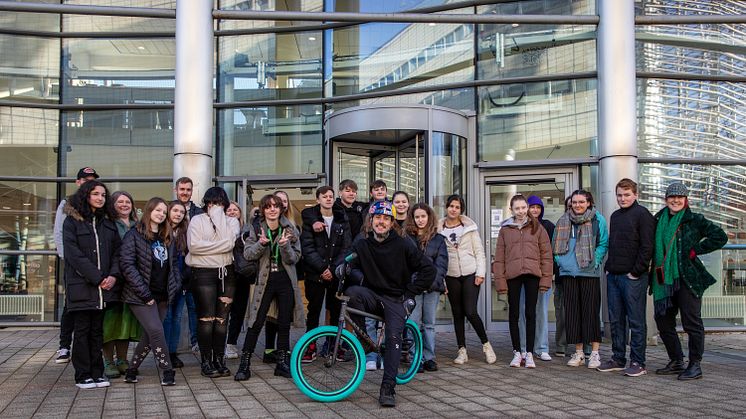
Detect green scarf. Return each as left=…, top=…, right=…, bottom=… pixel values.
left=652, top=208, right=684, bottom=315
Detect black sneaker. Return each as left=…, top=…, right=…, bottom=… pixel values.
left=597, top=359, right=625, bottom=372
left=423, top=359, right=438, bottom=372
left=94, top=377, right=110, bottom=388
left=161, top=369, right=176, bottom=386
left=55, top=348, right=71, bottom=364
left=656, top=359, right=685, bottom=375
left=623, top=362, right=647, bottom=377
left=124, top=368, right=138, bottom=383
left=379, top=383, right=396, bottom=407
left=75, top=378, right=96, bottom=389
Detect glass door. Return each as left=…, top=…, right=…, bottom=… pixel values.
left=481, top=169, right=577, bottom=330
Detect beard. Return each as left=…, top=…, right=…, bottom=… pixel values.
left=373, top=229, right=390, bottom=242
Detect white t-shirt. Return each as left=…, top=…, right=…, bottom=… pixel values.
left=442, top=223, right=465, bottom=247
left=322, top=215, right=334, bottom=237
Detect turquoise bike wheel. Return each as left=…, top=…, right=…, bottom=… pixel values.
left=290, top=326, right=366, bottom=402
left=396, top=319, right=423, bottom=384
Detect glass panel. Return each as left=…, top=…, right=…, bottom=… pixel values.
left=479, top=0, right=595, bottom=16
left=398, top=135, right=424, bottom=202
left=218, top=105, right=323, bottom=176
left=0, top=35, right=60, bottom=103
left=639, top=163, right=745, bottom=327
left=637, top=79, right=745, bottom=160
left=337, top=147, right=371, bottom=193
left=63, top=39, right=175, bottom=105
left=63, top=0, right=176, bottom=33
left=218, top=32, right=322, bottom=102
left=486, top=181, right=565, bottom=324
left=61, top=110, right=174, bottom=177
left=636, top=1, right=742, bottom=16
left=0, top=254, right=57, bottom=322
left=218, top=0, right=323, bottom=30
left=478, top=79, right=598, bottom=162
left=373, top=152, right=396, bottom=193
left=0, top=2, right=60, bottom=31
left=328, top=87, right=475, bottom=113
left=430, top=132, right=465, bottom=217
left=0, top=107, right=58, bottom=177
left=0, top=181, right=57, bottom=252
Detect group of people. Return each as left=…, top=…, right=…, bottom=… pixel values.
left=52, top=167, right=727, bottom=406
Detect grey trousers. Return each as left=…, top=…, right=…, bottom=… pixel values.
left=129, top=302, right=171, bottom=370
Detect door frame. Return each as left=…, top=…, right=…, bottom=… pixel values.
left=477, top=166, right=579, bottom=331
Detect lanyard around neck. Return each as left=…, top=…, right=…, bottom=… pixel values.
left=266, top=225, right=283, bottom=263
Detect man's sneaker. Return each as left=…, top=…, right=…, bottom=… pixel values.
left=225, top=344, right=239, bottom=360
left=366, top=360, right=378, bottom=371
left=597, top=359, right=625, bottom=372
left=555, top=350, right=565, bottom=357
left=302, top=343, right=317, bottom=363
left=453, top=347, right=468, bottom=365
left=123, top=368, right=138, bottom=383
left=623, top=362, right=647, bottom=377
left=75, top=378, right=97, bottom=389
left=335, top=346, right=354, bottom=362
left=509, top=351, right=523, bottom=368
left=520, top=352, right=526, bottom=367
left=94, top=377, right=110, bottom=388
left=104, top=361, right=120, bottom=378
left=423, top=359, right=438, bottom=372
left=587, top=352, right=601, bottom=369
left=55, top=348, right=71, bottom=364
left=161, top=369, right=176, bottom=386
left=483, top=342, right=497, bottom=364
left=539, top=352, right=552, bottom=361
left=378, top=383, right=396, bottom=407
left=567, top=352, right=585, bottom=367
left=524, top=352, right=536, bottom=369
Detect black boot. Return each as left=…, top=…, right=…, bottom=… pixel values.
left=677, top=361, right=702, bottom=380
left=200, top=352, right=220, bottom=378
left=213, top=352, right=231, bottom=377
left=379, top=382, right=396, bottom=407
left=170, top=353, right=184, bottom=369
left=274, top=350, right=291, bottom=378
left=234, top=352, right=252, bottom=381
left=655, top=359, right=685, bottom=375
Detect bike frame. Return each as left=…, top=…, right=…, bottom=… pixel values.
left=327, top=294, right=384, bottom=369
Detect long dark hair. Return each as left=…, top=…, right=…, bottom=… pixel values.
left=509, top=194, right=539, bottom=235
left=168, top=200, right=188, bottom=253
left=405, top=202, right=438, bottom=249
left=68, top=180, right=114, bottom=221
left=135, top=197, right=172, bottom=245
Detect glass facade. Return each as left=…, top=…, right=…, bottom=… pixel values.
left=0, top=0, right=743, bottom=329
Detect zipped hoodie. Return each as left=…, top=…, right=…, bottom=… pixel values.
left=186, top=205, right=240, bottom=269
left=438, top=215, right=486, bottom=278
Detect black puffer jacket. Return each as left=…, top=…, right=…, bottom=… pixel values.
left=62, top=203, right=121, bottom=312
left=605, top=201, right=656, bottom=277
left=119, top=228, right=182, bottom=305
left=333, top=198, right=367, bottom=238
left=300, top=204, right=352, bottom=283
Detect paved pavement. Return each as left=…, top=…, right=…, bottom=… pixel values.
left=1, top=328, right=746, bottom=418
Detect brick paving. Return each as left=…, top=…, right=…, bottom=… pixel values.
left=1, top=328, right=746, bottom=418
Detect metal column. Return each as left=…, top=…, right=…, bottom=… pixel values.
left=174, top=0, right=213, bottom=202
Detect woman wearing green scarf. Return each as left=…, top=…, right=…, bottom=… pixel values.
left=652, top=183, right=727, bottom=381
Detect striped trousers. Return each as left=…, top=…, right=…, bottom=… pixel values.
left=561, top=276, right=601, bottom=344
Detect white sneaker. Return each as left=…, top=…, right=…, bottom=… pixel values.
left=482, top=342, right=497, bottom=364
left=509, top=351, right=523, bottom=368
left=539, top=352, right=552, bottom=361
left=587, top=352, right=601, bottom=369
left=55, top=348, right=71, bottom=364
left=524, top=353, right=536, bottom=368
left=453, top=347, right=468, bottom=365
left=567, top=352, right=585, bottom=367
left=94, top=377, right=110, bottom=388
left=191, top=344, right=200, bottom=354
left=225, top=344, right=239, bottom=359
left=366, top=360, right=377, bottom=371
left=75, top=378, right=96, bottom=389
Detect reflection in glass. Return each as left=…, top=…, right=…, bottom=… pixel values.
left=63, top=0, right=175, bottom=33
left=0, top=254, right=56, bottom=322
left=0, top=181, right=57, bottom=252
left=0, top=35, right=60, bottom=103
left=478, top=79, right=597, bottom=162
left=430, top=132, right=465, bottom=217
left=0, top=107, right=58, bottom=177
left=638, top=79, right=745, bottom=160
left=219, top=0, right=322, bottom=31
left=218, top=106, right=323, bottom=176
left=61, top=110, right=174, bottom=177
left=479, top=0, right=595, bottom=16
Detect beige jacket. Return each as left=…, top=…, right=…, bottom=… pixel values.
left=438, top=215, right=486, bottom=278
left=186, top=205, right=240, bottom=268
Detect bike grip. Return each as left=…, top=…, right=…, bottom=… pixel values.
left=345, top=253, right=358, bottom=263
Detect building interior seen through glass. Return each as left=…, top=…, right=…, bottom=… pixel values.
left=0, top=0, right=744, bottom=329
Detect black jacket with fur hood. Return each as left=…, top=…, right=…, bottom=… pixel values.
left=62, top=202, right=122, bottom=311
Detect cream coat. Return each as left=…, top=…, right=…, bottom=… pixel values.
left=438, top=215, right=486, bottom=278
left=185, top=205, right=240, bottom=268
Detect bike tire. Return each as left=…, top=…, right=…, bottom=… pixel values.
left=290, top=326, right=366, bottom=402
left=396, top=319, right=423, bottom=384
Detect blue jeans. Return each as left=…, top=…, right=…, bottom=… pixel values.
left=163, top=291, right=198, bottom=353
left=607, top=273, right=648, bottom=366
left=519, top=286, right=551, bottom=354
left=408, top=291, right=440, bottom=361
left=365, top=318, right=381, bottom=364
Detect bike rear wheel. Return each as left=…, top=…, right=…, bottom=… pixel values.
left=396, top=319, right=423, bottom=384
left=290, top=326, right=365, bottom=402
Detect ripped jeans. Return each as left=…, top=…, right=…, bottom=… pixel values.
left=191, top=266, right=235, bottom=357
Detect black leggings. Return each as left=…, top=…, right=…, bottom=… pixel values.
left=226, top=273, right=252, bottom=345
left=446, top=274, right=489, bottom=348
left=241, top=271, right=294, bottom=354
left=192, top=266, right=235, bottom=357
left=508, top=275, right=540, bottom=353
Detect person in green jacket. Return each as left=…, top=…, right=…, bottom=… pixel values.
left=652, top=182, right=727, bottom=381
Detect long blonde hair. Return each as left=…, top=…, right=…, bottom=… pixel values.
left=274, top=190, right=301, bottom=226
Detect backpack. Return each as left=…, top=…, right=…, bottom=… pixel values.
left=233, top=225, right=258, bottom=283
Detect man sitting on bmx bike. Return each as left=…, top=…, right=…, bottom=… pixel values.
left=343, top=200, right=436, bottom=407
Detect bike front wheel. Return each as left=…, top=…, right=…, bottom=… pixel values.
left=290, top=326, right=366, bottom=402
left=396, top=319, right=423, bottom=384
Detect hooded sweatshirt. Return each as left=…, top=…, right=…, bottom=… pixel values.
left=186, top=205, right=240, bottom=268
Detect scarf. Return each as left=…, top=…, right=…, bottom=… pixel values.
left=553, top=208, right=596, bottom=269
left=652, top=208, right=684, bottom=316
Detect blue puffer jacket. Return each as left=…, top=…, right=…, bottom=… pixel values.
left=410, top=233, right=448, bottom=293
left=554, top=212, right=609, bottom=278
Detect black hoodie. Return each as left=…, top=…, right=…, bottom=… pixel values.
left=333, top=197, right=367, bottom=238
left=348, top=231, right=435, bottom=300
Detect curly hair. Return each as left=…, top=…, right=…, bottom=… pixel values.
left=68, top=180, right=114, bottom=221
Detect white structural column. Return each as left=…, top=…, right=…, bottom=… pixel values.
left=597, top=0, right=639, bottom=338
left=174, top=0, right=213, bottom=202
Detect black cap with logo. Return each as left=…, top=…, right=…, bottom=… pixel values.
left=76, top=167, right=100, bottom=180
